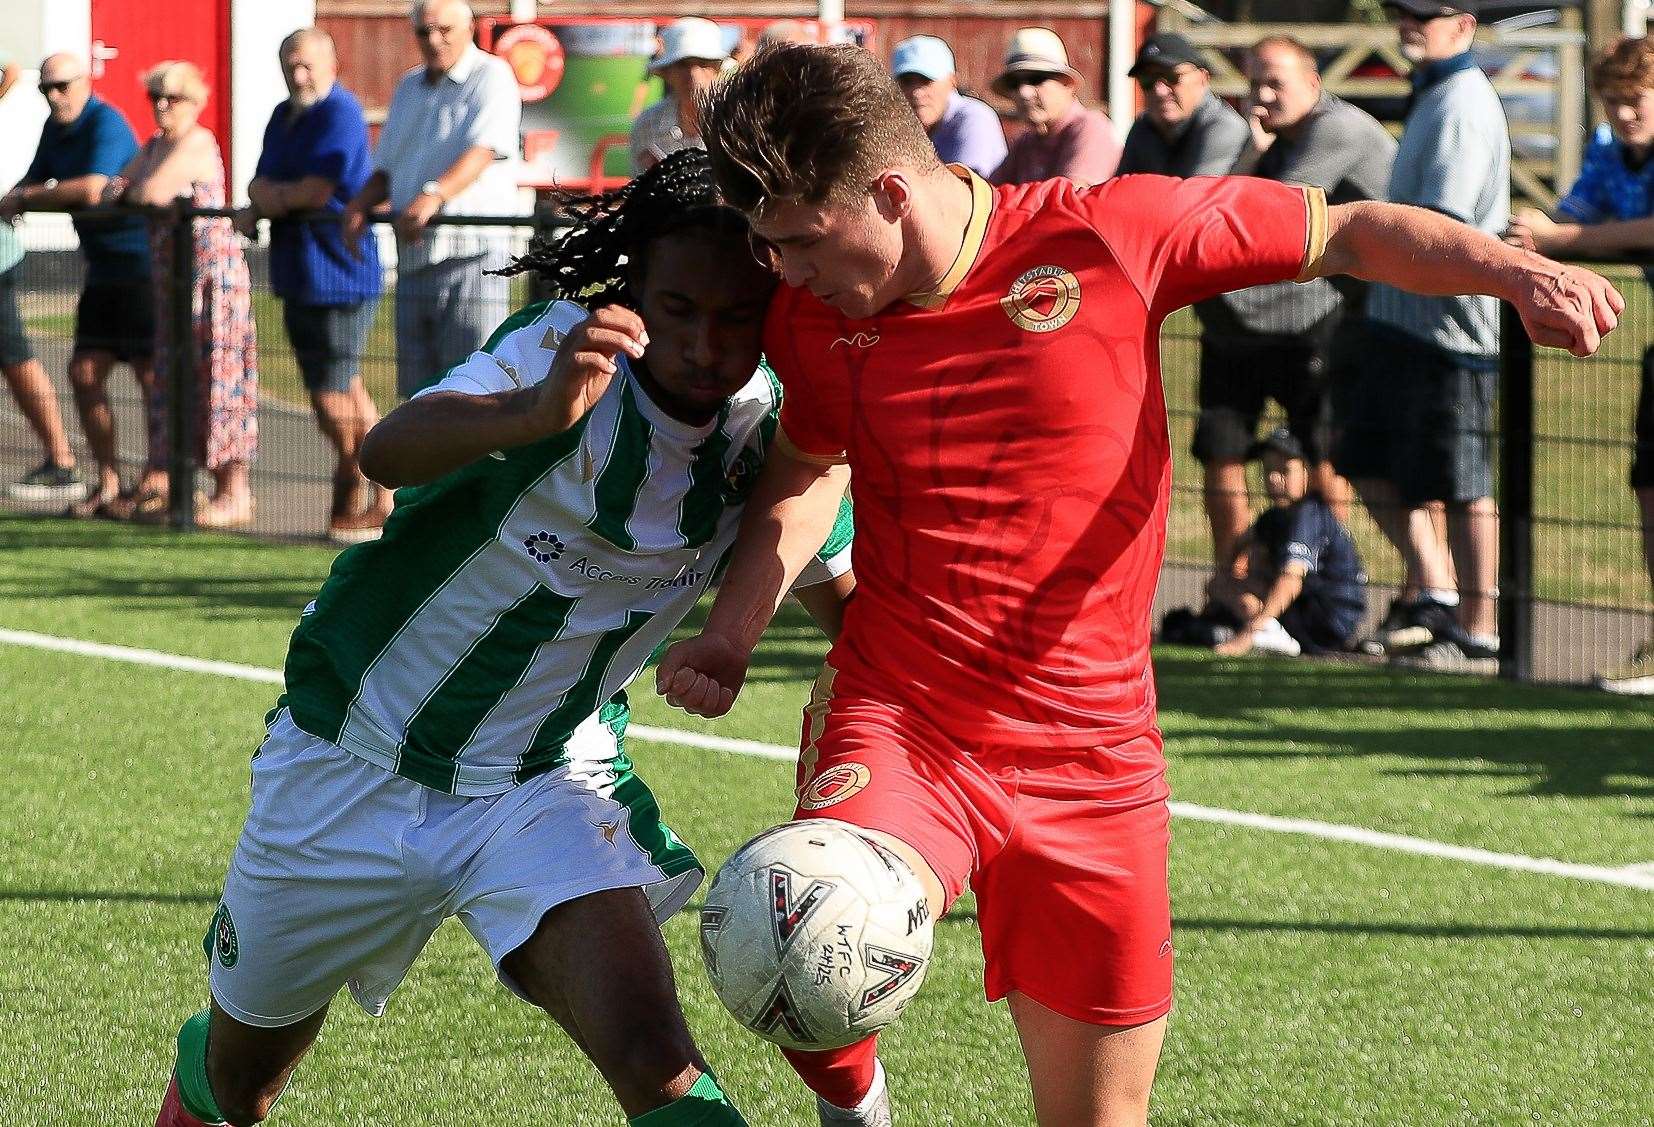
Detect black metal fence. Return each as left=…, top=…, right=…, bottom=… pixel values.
left=2, top=203, right=1650, bottom=688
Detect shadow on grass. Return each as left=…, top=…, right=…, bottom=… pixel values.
left=0, top=514, right=326, bottom=619
left=1155, top=648, right=1654, bottom=803
left=0, top=888, right=219, bottom=906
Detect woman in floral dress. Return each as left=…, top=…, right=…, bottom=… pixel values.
left=106, top=59, right=257, bottom=526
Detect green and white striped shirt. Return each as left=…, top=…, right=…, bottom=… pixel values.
left=282, top=300, right=852, bottom=795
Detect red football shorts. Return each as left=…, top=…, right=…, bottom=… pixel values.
left=792, top=669, right=1174, bottom=1026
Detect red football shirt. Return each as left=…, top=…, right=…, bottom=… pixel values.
left=768, top=172, right=1326, bottom=750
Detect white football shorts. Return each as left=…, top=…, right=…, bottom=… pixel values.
left=206, top=708, right=702, bottom=1028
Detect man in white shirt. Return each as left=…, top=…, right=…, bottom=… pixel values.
left=345, top=0, right=522, bottom=397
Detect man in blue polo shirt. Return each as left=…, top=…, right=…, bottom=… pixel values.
left=238, top=28, right=388, bottom=543
left=890, top=35, right=1007, bottom=179
left=1, top=52, right=154, bottom=516
left=1507, top=34, right=1654, bottom=694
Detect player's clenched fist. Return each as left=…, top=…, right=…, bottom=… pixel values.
left=1514, top=263, right=1623, bottom=358
left=534, top=305, right=649, bottom=435
left=656, top=633, right=751, bottom=718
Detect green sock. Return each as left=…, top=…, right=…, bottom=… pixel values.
left=174, top=1009, right=228, bottom=1125
left=628, top=1071, right=748, bottom=1127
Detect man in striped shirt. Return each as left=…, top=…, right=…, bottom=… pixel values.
left=155, top=151, right=851, bottom=1127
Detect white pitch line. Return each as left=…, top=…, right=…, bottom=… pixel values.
left=4, top=626, right=1651, bottom=893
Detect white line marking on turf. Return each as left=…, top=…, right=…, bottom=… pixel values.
left=0, top=628, right=285, bottom=684
left=4, top=626, right=1651, bottom=893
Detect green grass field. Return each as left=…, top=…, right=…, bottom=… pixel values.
left=1, top=514, right=1651, bottom=1126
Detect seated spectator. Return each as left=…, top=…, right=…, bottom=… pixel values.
left=890, top=35, right=1007, bottom=178
left=1506, top=34, right=1654, bottom=693
left=989, top=26, right=1120, bottom=186
left=1164, top=429, right=1367, bottom=657
left=107, top=60, right=258, bottom=527
left=631, top=18, right=729, bottom=173
left=238, top=28, right=388, bottom=543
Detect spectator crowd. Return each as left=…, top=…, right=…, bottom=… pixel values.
left=1, top=1, right=1651, bottom=691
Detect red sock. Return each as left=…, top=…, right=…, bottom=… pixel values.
left=781, top=1034, right=880, bottom=1110
left=157, top=1075, right=213, bottom=1127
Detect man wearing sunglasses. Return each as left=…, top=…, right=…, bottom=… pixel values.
left=1, top=54, right=154, bottom=516
left=988, top=26, right=1119, bottom=186
left=1117, top=32, right=1249, bottom=181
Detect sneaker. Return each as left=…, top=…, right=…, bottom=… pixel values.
left=7, top=461, right=86, bottom=502
left=1248, top=616, right=1302, bottom=657
left=817, top=1062, right=893, bottom=1127
left=1594, top=641, right=1654, bottom=696
left=1358, top=596, right=1461, bottom=656
left=1391, top=637, right=1499, bottom=676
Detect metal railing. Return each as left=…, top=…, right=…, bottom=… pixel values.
left=3, top=203, right=1651, bottom=686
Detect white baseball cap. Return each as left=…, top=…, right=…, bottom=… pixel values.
left=651, top=17, right=730, bottom=73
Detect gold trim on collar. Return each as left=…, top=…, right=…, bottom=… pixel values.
left=903, top=165, right=993, bottom=310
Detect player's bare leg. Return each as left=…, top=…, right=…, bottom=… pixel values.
left=786, top=826, right=944, bottom=1126
left=501, top=886, right=748, bottom=1124
left=1008, top=995, right=1166, bottom=1127
left=157, top=999, right=327, bottom=1126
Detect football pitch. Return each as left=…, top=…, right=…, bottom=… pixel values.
left=1, top=514, right=1650, bottom=1127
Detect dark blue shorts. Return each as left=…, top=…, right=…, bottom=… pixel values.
left=1329, top=320, right=1496, bottom=505
left=282, top=300, right=375, bottom=394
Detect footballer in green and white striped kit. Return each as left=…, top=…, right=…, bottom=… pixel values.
left=157, top=151, right=846, bottom=1127
left=281, top=295, right=849, bottom=799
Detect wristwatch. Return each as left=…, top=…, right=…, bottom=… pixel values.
left=420, top=180, right=444, bottom=201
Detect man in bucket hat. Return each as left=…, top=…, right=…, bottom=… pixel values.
left=989, top=26, right=1119, bottom=185
left=631, top=16, right=732, bottom=172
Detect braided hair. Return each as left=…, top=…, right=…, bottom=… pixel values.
left=496, top=148, right=752, bottom=309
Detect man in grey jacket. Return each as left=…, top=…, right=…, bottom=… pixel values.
left=1194, top=35, right=1396, bottom=570
left=1335, top=0, right=1509, bottom=672
left=1117, top=32, right=1249, bottom=179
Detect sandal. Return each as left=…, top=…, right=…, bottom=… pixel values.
left=100, top=487, right=169, bottom=522
left=64, top=481, right=123, bottom=520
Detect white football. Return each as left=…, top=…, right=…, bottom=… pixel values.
left=699, top=819, right=933, bottom=1051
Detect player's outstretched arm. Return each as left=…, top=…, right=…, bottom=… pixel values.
left=360, top=306, right=647, bottom=488
left=657, top=450, right=849, bottom=718
left=1313, top=200, right=1624, bottom=357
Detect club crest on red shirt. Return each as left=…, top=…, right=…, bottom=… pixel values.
left=1001, top=265, right=1081, bottom=333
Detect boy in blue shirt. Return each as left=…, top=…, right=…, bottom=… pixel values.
left=1165, top=428, right=1367, bottom=656
left=1507, top=35, right=1654, bottom=693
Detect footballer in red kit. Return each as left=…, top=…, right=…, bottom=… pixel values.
left=772, top=169, right=1324, bottom=1025
left=659, top=42, right=1620, bottom=1127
